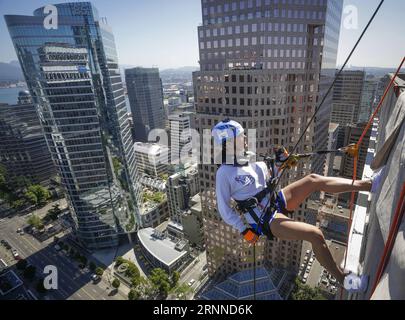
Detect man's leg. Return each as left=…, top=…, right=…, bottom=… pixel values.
left=282, top=174, right=371, bottom=211
left=270, top=213, right=345, bottom=284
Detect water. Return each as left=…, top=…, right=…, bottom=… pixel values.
left=0, top=86, right=27, bottom=104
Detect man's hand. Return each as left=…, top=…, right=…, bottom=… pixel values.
left=241, top=228, right=260, bottom=244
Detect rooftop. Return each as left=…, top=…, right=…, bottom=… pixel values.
left=137, top=227, right=188, bottom=267
left=134, top=142, right=169, bottom=156
left=200, top=267, right=293, bottom=300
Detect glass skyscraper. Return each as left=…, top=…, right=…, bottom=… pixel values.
left=125, top=67, right=166, bottom=142
left=5, top=2, right=141, bottom=249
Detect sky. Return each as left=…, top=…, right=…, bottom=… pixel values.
left=0, top=0, right=404, bottom=70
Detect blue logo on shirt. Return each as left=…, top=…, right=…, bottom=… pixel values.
left=235, top=175, right=255, bottom=186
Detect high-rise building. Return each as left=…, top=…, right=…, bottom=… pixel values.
left=325, top=122, right=339, bottom=177
left=125, top=68, right=165, bottom=142
left=194, top=0, right=343, bottom=279
left=5, top=2, right=139, bottom=249
left=0, top=91, right=56, bottom=186
left=168, top=112, right=196, bottom=166
left=134, top=142, right=169, bottom=178
left=339, top=123, right=371, bottom=181
left=331, top=70, right=365, bottom=125
left=359, top=76, right=378, bottom=123
left=166, top=164, right=200, bottom=224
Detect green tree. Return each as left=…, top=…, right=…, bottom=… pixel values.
left=171, top=283, right=192, bottom=300
left=24, top=265, right=37, bottom=280
left=115, top=256, right=125, bottom=267
left=135, top=276, right=156, bottom=299
left=128, top=289, right=140, bottom=300
left=150, top=268, right=171, bottom=297
left=112, top=278, right=121, bottom=289
left=27, top=214, right=44, bottom=230
left=45, top=204, right=62, bottom=221
left=170, top=271, right=180, bottom=288
left=16, top=259, right=28, bottom=270
left=11, top=199, right=26, bottom=210
left=25, top=185, right=50, bottom=207
left=95, top=267, right=105, bottom=276
left=290, top=278, right=326, bottom=300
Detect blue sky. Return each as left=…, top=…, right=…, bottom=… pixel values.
left=0, top=0, right=404, bottom=69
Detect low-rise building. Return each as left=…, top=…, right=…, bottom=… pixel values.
left=200, top=267, right=294, bottom=300
left=137, top=227, right=191, bottom=274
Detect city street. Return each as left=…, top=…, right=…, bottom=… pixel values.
left=179, top=251, right=207, bottom=298
left=0, top=214, right=126, bottom=300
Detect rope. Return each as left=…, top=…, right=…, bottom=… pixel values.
left=339, top=56, right=405, bottom=300
left=212, top=0, right=385, bottom=301
left=272, top=0, right=385, bottom=191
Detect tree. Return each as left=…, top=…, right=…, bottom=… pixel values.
left=128, top=289, right=140, bottom=300
left=16, top=259, right=28, bottom=270
left=115, top=256, right=125, bottom=267
left=24, top=265, right=37, bottom=280
left=290, top=278, right=326, bottom=300
left=112, top=278, right=121, bottom=289
left=11, top=199, right=26, bottom=210
left=25, top=185, right=50, bottom=207
left=170, top=271, right=180, bottom=288
left=45, top=204, right=62, bottom=221
left=171, top=283, right=192, bottom=300
left=131, top=276, right=141, bottom=288
left=150, top=268, right=171, bottom=297
left=135, top=276, right=156, bottom=299
left=95, top=267, right=105, bottom=276
left=27, top=214, right=44, bottom=230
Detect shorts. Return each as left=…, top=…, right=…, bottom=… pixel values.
left=248, top=190, right=291, bottom=241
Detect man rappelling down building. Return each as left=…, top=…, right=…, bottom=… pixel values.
left=212, top=119, right=381, bottom=294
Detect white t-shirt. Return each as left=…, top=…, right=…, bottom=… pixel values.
left=216, top=162, right=271, bottom=233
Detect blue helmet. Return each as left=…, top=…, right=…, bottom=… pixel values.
left=212, top=119, right=244, bottom=145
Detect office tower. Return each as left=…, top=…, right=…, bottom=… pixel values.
left=5, top=2, right=139, bottom=249
left=168, top=112, right=196, bottom=166
left=0, top=91, right=55, bottom=186
left=194, top=0, right=343, bottom=278
left=325, top=122, right=339, bottom=177
left=166, top=164, right=200, bottom=224
left=331, top=70, right=365, bottom=125
left=340, top=123, right=371, bottom=181
left=134, top=142, right=169, bottom=177
left=125, top=68, right=166, bottom=142
left=359, top=76, right=378, bottom=123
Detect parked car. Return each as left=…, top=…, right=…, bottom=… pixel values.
left=91, top=274, right=100, bottom=282
left=188, top=279, right=196, bottom=286
left=11, top=249, right=20, bottom=260
left=54, top=244, right=62, bottom=251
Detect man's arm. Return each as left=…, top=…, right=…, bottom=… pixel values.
left=216, top=170, right=247, bottom=234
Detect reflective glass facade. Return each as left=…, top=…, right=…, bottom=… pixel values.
left=5, top=2, right=140, bottom=249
